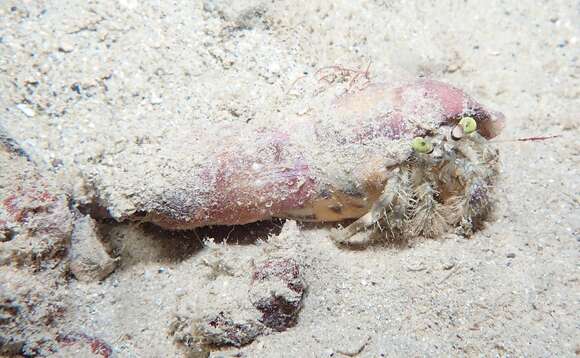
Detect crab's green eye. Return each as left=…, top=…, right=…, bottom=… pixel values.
left=411, top=137, right=433, bottom=154
left=459, top=116, right=477, bottom=134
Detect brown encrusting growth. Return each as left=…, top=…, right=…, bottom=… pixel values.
left=56, top=332, right=113, bottom=358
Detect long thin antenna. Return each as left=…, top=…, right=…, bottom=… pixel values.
left=491, top=134, right=562, bottom=143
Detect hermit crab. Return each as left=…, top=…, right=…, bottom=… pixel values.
left=134, top=78, right=504, bottom=246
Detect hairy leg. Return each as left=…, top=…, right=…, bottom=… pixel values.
left=331, top=170, right=402, bottom=246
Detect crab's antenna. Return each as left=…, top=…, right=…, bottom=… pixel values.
left=490, top=134, right=562, bottom=143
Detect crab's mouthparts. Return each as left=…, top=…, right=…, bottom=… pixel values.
left=486, top=111, right=506, bottom=139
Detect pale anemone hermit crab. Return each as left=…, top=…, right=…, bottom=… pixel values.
left=139, top=79, right=504, bottom=246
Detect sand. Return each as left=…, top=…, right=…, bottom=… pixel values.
left=0, top=0, right=578, bottom=356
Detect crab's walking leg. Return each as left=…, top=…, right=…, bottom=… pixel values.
left=331, top=171, right=401, bottom=246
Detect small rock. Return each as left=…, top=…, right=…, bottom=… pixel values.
left=58, top=41, right=74, bottom=53
left=194, top=312, right=264, bottom=347
left=249, top=258, right=306, bottom=331
left=69, top=216, right=117, bottom=282
left=506, top=253, right=516, bottom=259
left=150, top=95, right=162, bottom=105
left=0, top=225, right=14, bottom=242
left=0, top=335, right=24, bottom=356
left=406, top=263, right=427, bottom=272
left=0, top=150, right=74, bottom=268
left=0, top=270, right=67, bottom=356
left=174, top=255, right=307, bottom=352
left=442, top=261, right=456, bottom=270
left=15, top=104, right=35, bottom=117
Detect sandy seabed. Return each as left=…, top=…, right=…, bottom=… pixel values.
left=0, top=0, right=579, bottom=357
